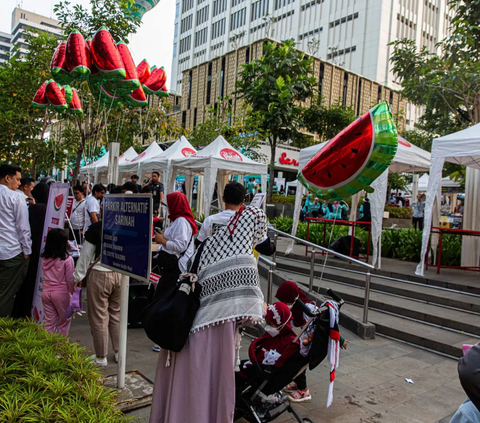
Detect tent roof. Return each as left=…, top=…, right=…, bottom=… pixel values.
left=95, top=146, right=138, bottom=173
left=299, top=135, right=431, bottom=174
left=138, top=136, right=197, bottom=172
left=173, top=135, right=268, bottom=175
left=431, top=122, right=480, bottom=169
left=407, top=173, right=461, bottom=192
left=80, top=147, right=138, bottom=173
left=119, top=142, right=163, bottom=172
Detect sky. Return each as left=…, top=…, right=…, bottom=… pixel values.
left=0, top=0, right=176, bottom=90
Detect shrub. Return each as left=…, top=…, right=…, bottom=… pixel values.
left=271, top=215, right=294, bottom=233
left=0, top=318, right=129, bottom=422
left=270, top=194, right=296, bottom=205
left=385, top=206, right=412, bottom=219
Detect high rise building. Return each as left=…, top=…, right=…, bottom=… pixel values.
left=0, top=31, right=11, bottom=64
left=10, top=8, right=62, bottom=58
left=171, top=0, right=455, bottom=126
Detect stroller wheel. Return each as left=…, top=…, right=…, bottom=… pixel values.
left=302, top=419, right=314, bottom=423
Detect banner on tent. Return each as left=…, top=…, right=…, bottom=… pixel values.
left=31, top=183, right=70, bottom=323
left=101, top=194, right=152, bottom=282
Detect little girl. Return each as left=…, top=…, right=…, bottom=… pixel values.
left=41, top=228, right=75, bottom=336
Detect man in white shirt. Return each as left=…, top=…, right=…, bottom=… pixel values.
left=16, top=177, right=35, bottom=205
left=0, top=165, right=32, bottom=317
left=70, top=185, right=86, bottom=242
left=84, top=184, right=105, bottom=234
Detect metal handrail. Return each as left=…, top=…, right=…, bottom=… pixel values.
left=269, top=228, right=373, bottom=324
left=258, top=255, right=276, bottom=304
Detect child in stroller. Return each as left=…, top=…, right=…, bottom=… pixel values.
left=234, top=288, right=344, bottom=423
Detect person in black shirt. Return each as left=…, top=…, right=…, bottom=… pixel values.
left=143, top=171, right=164, bottom=210
left=131, top=175, right=142, bottom=194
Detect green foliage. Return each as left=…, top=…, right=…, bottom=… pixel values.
left=303, top=97, right=357, bottom=142
left=236, top=39, right=316, bottom=198
left=271, top=215, right=294, bottom=233
left=270, top=194, right=296, bottom=205
left=436, top=234, right=462, bottom=266
left=385, top=206, right=413, bottom=219
left=0, top=318, right=129, bottom=422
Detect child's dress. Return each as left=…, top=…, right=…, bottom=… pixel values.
left=42, top=256, right=75, bottom=335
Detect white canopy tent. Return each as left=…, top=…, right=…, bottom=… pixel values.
left=93, top=146, right=138, bottom=184
left=79, top=152, right=110, bottom=180
left=139, top=136, right=197, bottom=199
left=406, top=173, right=460, bottom=193
left=172, top=136, right=268, bottom=218
left=288, top=136, right=431, bottom=267
left=118, top=141, right=163, bottom=183
left=416, top=123, right=480, bottom=275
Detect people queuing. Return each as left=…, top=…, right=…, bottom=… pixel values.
left=70, top=185, right=86, bottom=242
left=84, top=184, right=105, bottom=234
left=0, top=165, right=32, bottom=317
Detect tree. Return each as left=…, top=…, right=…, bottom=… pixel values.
left=0, top=30, right=68, bottom=177
left=303, top=97, right=356, bottom=142
left=188, top=97, right=266, bottom=163
left=236, top=39, right=316, bottom=199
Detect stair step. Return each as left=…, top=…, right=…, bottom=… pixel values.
left=276, top=257, right=480, bottom=313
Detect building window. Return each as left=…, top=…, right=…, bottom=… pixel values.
left=318, top=62, right=324, bottom=95
left=245, top=46, right=250, bottom=63
left=329, top=12, right=359, bottom=28
left=230, top=8, right=246, bottom=30
left=232, top=0, right=245, bottom=6
left=377, top=86, right=382, bottom=103
left=356, top=79, right=362, bottom=115
left=182, top=0, right=194, bottom=12
left=298, top=24, right=320, bottom=40
left=187, top=70, right=193, bottom=110
left=196, top=5, right=210, bottom=25
left=342, top=73, right=348, bottom=106
left=173, top=42, right=177, bottom=57
left=326, top=45, right=356, bottom=60
left=212, top=18, right=226, bottom=39
left=389, top=90, right=394, bottom=105
left=182, top=111, right=187, bottom=128
left=175, top=2, right=180, bottom=18
left=220, top=56, right=226, bottom=98
left=300, top=0, right=323, bottom=11
left=194, top=27, right=208, bottom=47
left=181, top=14, right=193, bottom=33
left=174, top=23, right=178, bottom=38
left=251, top=0, right=269, bottom=21
left=193, top=108, right=198, bottom=127
left=274, top=0, right=296, bottom=10
left=213, top=0, right=227, bottom=16
left=179, top=35, right=191, bottom=54
left=206, top=62, right=212, bottom=104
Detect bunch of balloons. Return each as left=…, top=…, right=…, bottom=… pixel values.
left=125, top=0, right=161, bottom=19
left=31, top=26, right=169, bottom=113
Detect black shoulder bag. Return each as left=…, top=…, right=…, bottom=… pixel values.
left=142, top=242, right=205, bottom=352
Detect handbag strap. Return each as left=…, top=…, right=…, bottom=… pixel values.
left=189, top=241, right=205, bottom=275
left=179, top=234, right=194, bottom=258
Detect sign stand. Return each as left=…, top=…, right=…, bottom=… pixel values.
left=117, top=274, right=129, bottom=389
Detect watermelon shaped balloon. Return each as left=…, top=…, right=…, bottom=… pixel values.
left=126, top=0, right=160, bottom=19
left=124, top=85, right=148, bottom=107
left=86, top=38, right=100, bottom=77
left=50, top=42, right=73, bottom=85
left=116, top=41, right=141, bottom=93
left=46, top=80, right=68, bottom=112
left=158, top=84, right=169, bottom=98
left=61, top=85, right=73, bottom=105
left=65, top=30, right=91, bottom=81
left=32, top=82, right=48, bottom=109
left=68, top=88, right=83, bottom=115
left=91, top=27, right=126, bottom=82
left=136, top=59, right=151, bottom=84
left=299, top=102, right=398, bottom=201
left=143, top=67, right=166, bottom=95
left=100, top=85, right=123, bottom=108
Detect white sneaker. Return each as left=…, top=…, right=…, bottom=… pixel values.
left=114, top=352, right=119, bottom=363
left=91, top=355, right=108, bottom=367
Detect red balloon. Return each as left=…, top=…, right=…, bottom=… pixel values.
left=50, top=42, right=72, bottom=84
left=125, top=85, right=148, bottom=107
left=66, top=30, right=91, bottom=81
left=143, top=67, right=166, bottom=95
left=117, top=41, right=140, bottom=92
left=32, top=82, right=48, bottom=109
left=46, top=80, right=68, bottom=111
left=136, top=59, right=151, bottom=84
left=86, top=38, right=100, bottom=77
left=91, top=27, right=126, bottom=81
left=68, top=88, right=83, bottom=115
left=158, top=84, right=169, bottom=98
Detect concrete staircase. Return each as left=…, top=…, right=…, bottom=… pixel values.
left=264, top=254, right=480, bottom=358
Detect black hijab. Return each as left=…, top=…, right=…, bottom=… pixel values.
left=31, top=183, right=50, bottom=204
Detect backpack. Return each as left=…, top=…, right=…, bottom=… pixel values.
left=142, top=242, right=205, bottom=352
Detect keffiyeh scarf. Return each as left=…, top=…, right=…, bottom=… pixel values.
left=190, top=205, right=267, bottom=333
left=322, top=300, right=340, bottom=408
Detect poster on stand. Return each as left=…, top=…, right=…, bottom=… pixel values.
left=250, top=193, right=266, bottom=209
left=31, top=183, right=70, bottom=322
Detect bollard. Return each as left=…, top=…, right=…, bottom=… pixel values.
left=363, top=272, right=371, bottom=323
left=272, top=233, right=278, bottom=264
left=309, top=249, right=315, bottom=292
left=267, top=265, right=274, bottom=304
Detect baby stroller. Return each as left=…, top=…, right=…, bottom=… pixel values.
left=234, top=289, right=344, bottom=423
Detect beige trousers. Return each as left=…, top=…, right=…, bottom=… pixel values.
left=87, top=269, right=121, bottom=358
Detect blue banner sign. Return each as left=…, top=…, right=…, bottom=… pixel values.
left=101, top=194, right=152, bottom=282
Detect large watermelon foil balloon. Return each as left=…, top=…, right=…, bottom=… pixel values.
left=299, top=101, right=398, bottom=201
left=126, top=0, right=161, bottom=19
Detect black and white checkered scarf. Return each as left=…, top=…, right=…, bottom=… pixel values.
left=190, top=205, right=267, bottom=332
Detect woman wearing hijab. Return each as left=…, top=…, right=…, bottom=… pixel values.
left=12, top=183, right=50, bottom=318
left=149, top=205, right=267, bottom=423
left=153, top=192, right=197, bottom=298
left=302, top=194, right=313, bottom=218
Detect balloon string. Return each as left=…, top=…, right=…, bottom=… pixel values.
left=319, top=205, right=338, bottom=284
left=115, top=109, right=126, bottom=143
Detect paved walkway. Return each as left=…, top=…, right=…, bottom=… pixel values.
left=69, top=312, right=464, bottom=423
